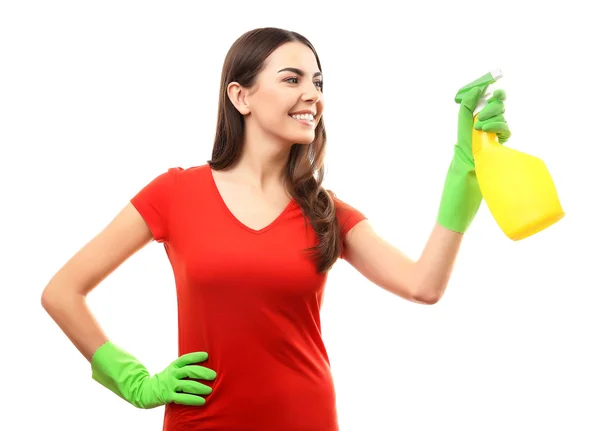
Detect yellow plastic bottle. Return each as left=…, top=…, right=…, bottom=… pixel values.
left=458, top=69, right=565, bottom=240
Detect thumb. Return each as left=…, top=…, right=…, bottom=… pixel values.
left=460, top=87, right=483, bottom=113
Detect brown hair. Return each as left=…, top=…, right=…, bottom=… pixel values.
left=207, top=27, right=341, bottom=274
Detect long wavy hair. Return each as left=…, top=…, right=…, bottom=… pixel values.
left=207, top=27, right=341, bottom=274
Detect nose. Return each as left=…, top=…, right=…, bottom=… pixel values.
left=302, top=82, right=321, bottom=103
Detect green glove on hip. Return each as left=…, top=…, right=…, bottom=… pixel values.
left=437, top=87, right=511, bottom=233
left=91, top=340, right=216, bottom=409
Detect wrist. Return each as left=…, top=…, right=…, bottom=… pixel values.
left=91, top=341, right=151, bottom=407
left=437, top=155, right=482, bottom=233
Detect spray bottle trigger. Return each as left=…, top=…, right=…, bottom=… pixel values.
left=473, top=82, right=496, bottom=117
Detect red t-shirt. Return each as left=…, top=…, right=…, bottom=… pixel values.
left=130, top=163, right=366, bottom=431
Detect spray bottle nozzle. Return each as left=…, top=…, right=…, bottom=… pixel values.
left=455, top=69, right=503, bottom=116
left=455, top=69, right=503, bottom=103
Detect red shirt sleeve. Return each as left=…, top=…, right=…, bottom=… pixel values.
left=333, top=195, right=367, bottom=259
left=130, top=167, right=182, bottom=243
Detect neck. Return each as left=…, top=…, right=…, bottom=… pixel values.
left=231, top=122, right=293, bottom=193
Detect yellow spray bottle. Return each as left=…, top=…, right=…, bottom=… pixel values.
left=455, top=69, right=565, bottom=240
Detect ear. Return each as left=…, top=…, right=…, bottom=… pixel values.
left=227, top=82, right=251, bottom=115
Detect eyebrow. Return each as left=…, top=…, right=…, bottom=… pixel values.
left=277, top=67, right=322, bottom=78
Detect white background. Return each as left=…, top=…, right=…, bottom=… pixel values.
left=2, top=1, right=598, bottom=430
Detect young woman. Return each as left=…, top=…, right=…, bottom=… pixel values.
left=41, top=27, right=511, bottom=430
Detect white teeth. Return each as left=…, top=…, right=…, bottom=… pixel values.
left=290, top=113, right=315, bottom=121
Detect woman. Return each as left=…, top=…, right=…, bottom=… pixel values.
left=41, top=27, right=511, bottom=430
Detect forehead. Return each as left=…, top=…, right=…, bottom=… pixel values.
left=262, top=42, right=320, bottom=74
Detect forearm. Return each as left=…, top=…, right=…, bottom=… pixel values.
left=41, top=289, right=108, bottom=362
left=413, top=222, right=464, bottom=303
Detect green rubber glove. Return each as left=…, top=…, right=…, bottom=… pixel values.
left=91, top=340, right=216, bottom=409
left=437, top=87, right=511, bottom=233
left=474, top=89, right=511, bottom=143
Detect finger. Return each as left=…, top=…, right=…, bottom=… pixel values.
left=492, top=89, right=506, bottom=101
left=173, top=352, right=209, bottom=367
left=474, top=114, right=506, bottom=130
left=176, top=380, right=214, bottom=396
left=498, top=129, right=512, bottom=144
left=477, top=101, right=505, bottom=121
left=175, top=365, right=217, bottom=380
left=171, top=393, right=207, bottom=406
left=483, top=89, right=506, bottom=106
left=481, top=121, right=510, bottom=134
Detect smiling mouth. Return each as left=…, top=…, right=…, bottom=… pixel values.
left=289, top=116, right=315, bottom=126
left=289, top=113, right=316, bottom=125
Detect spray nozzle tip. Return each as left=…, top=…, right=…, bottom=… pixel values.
left=490, top=68, right=503, bottom=80
left=454, top=69, right=504, bottom=104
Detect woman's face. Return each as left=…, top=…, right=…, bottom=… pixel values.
left=231, top=41, right=324, bottom=146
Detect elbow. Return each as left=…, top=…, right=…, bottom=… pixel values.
left=41, top=286, right=60, bottom=312
left=41, top=283, right=72, bottom=312
left=41, top=286, right=80, bottom=321
left=411, top=283, right=445, bottom=305
left=388, top=271, right=447, bottom=305
left=41, top=272, right=88, bottom=312
left=408, top=269, right=450, bottom=305
left=390, top=283, right=442, bottom=305
left=413, top=293, right=441, bottom=305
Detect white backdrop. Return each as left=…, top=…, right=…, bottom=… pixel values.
left=2, top=1, right=598, bottom=430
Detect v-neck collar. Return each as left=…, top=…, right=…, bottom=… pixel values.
left=207, top=166, right=297, bottom=235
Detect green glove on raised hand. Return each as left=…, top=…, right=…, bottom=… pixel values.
left=474, top=89, right=511, bottom=143
left=437, top=87, right=512, bottom=233
left=91, top=340, right=216, bottom=409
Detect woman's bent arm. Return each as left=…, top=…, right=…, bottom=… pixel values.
left=41, top=202, right=154, bottom=362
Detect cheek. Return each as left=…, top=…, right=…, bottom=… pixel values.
left=257, top=91, right=292, bottom=122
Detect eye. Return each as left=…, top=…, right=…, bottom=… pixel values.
left=284, top=77, right=324, bottom=91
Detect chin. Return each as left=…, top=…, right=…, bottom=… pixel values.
left=277, top=129, right=314, bottom=146
left=288, top=127, right=317, bottom=145
left=293, top=134, right=316, bottom=145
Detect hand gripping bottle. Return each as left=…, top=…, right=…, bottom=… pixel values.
left=455, top=69, right=565, bottom=240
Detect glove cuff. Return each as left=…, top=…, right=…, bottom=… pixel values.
left=437, top=155, right=482, bottom=233
left=91, top=340, right=151, bottom=408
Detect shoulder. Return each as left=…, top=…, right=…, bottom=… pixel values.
left=330, top=190, right=364, bottom=217
left=332, top=193, right=358, bottom=212
left=329, top=191, right=367, bottom=237
left=166, top=163, right=210, bottom=179
left=132, top=163, right=211, bottom=201
left=129, top=163, right=212, bottom=242
left=147, top=163, right=210, bottom=186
